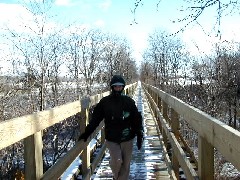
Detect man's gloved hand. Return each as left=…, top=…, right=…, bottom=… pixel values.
left=78, top=133, right=89, bottom=142
left=136, top=131, right=144, bottom=150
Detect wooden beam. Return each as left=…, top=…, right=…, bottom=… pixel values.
left=198, top=136, right=214, bottom=180
left=41, top=122, right=104, bottom=180
left=80, top=97, right=91, bottom=176
left=0, top=101, right=81, bottom=150
left=171, top=108, right=180, bottom=179
left=24, top=131, right=43, bottom=180
left=148, top=84, right=240, bottom=171
left=83, top=143, right=107, bottom=180
left=144, top=88, right=199, bottom=179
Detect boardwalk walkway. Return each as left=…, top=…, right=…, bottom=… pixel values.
left=91, top=83, right=171, bottom=180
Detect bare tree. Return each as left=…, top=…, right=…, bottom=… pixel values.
left=0, top=1, right=79, bottom=177
left=214, top=47, right=240, bottom=128
left=132, top=0, right=240, bottom=36
left=66, top=29, right=107, bottom=95
left=96, top=35, right=138, bottom=86
left=139, top=60, right=153, bottom=84
left=142, top=30, right=189, bottom=93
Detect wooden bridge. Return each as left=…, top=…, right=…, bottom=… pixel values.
left=0, top=82, right=240, bottom=180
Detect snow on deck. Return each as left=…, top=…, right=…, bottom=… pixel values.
left=91, top=81, right=171, bottom=179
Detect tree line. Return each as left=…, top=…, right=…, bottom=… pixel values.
left=0, top=1, right=138, bottom=179
left=140, top=29, right=240, bottom=179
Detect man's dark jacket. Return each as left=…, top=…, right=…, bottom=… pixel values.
left=81, top=93, right=143, bottom=143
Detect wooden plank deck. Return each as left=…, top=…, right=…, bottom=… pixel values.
left=91, top=83, right=171, bottom=180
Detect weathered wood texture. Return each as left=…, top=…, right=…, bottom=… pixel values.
left=0, top=82, right=137, bottom=180
left=0, top=101, right=81, bottom=150
left=144, top=88, right=199, bottom=180
left=143, top=83, right=240, bottom=180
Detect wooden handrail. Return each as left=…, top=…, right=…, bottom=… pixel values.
left=0, top=101, right=81, bottom=150
left=41, top=121, right=104, bottom=180
left=1, top=81, right=239, bottom=179
left=0, top=82, right=137, bottom=180
left=143, top=83, right=240, bottom=180
left=143, top=85, right=199, bottom=180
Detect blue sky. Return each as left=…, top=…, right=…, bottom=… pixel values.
left=48, top=0, right=186, bottom=61
left=0, top=0, right=240, bottom=68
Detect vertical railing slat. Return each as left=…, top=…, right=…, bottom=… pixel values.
left=171, top=108, right=180, bottom=179
left=80, top=98, right=91, bottom=179
left=162, top=100, right=168, bottom=145
left=24, top=131, right=43, bottom=180
left=198, top=136, right=214, bottom=180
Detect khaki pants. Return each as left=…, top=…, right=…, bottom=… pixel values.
left=106, top=139, right=133, bottom=180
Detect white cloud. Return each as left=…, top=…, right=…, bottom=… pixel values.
left=55, top=0, right=72, bottom=6
left=94, top=19, right=105, bottom=28
left=98, top=0, right=111, bottom=11
left=180, top=13, right=240, bottom=57
left=0, top=3, right=33, bottom=32
left=182, top=29, right=215, bottom=56
left=0, top=3, right=63, bottom=37
left=128, top=29, right=149, bottom=64
left=221, top=18, right=240, bottom=43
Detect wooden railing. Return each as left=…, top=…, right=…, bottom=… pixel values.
left=0, top=83, right=137, bottom=180
left=143, top=83, right=240, bottom=180
left=2, top=82, right=239, bottom=180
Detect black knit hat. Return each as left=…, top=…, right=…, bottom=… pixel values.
left=110, top=75, right=125, bottom=87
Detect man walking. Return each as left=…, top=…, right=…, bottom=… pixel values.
left=78, top=75, right=144, bottom=180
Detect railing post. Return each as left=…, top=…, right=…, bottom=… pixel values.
left=162, top=101, right=168, bottom=122
left=156, top=95, right=164, bottom=135
left=171, top=108, right=180, bottom=179
left=154, top=91, right=158, bottom=108
left=97, top=94, right=105, bottom=145
left=198, top=136, right=214, bottom=180
left=162, top=101, right=168, bottom=146
left=24, top=131, right=43, bottom=180
left=157, top=96, right=162, bottom=112
left=80, top=97, right=91, bottom=179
